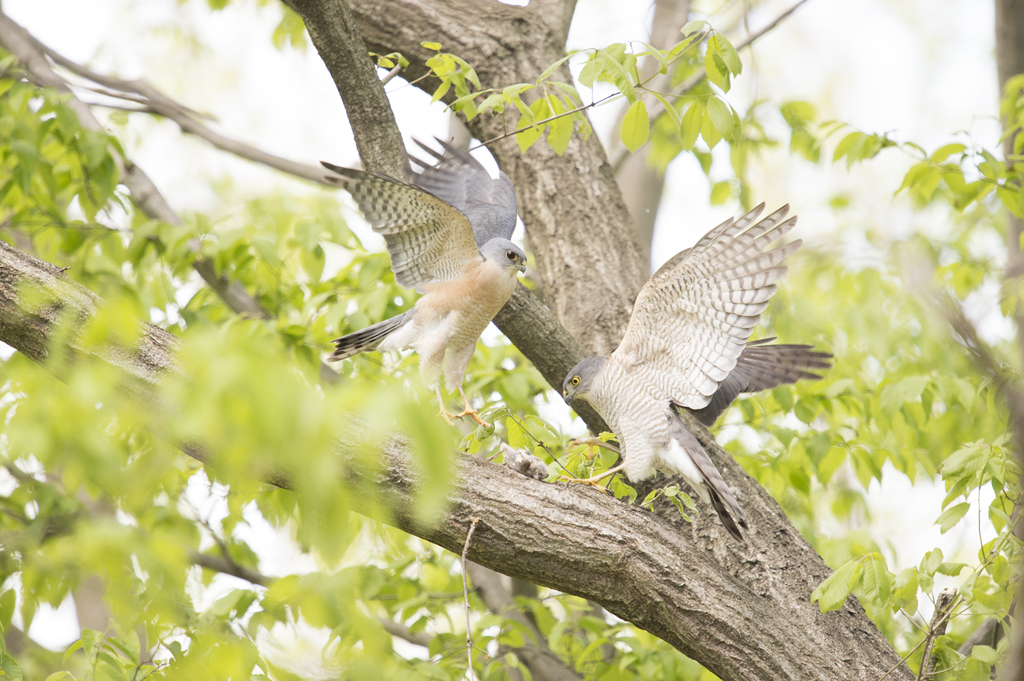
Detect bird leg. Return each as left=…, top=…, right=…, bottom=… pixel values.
left=435, top=385, right=459, bottom=425
left=455, top=386, right=491, bottom=428
left=564, top=463, right=627, bottom=488
left=433, top=385, right=491, bottom=428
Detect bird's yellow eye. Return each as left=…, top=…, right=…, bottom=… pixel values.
left=506, top=250, right=516, bottom=260
left=571, top=376, right=580, bottom=386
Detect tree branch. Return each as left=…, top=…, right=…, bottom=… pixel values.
left=280, top=0, right=407, bottom=179
left=918, top=589, right=956, bottom=681
left=190, top=551, right=272, bottom=588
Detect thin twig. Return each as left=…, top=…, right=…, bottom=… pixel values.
left=461, top=516, right=481, bottom=681
left=380, top=63, right=403, bottom=86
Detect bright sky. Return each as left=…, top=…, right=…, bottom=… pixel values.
left=4, top=0, right=1002, bottom=654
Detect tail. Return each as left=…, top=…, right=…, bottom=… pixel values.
left=667, top=410, right=747, bottom=541
left=329, top=311, right=412, bottom=361
left=690, top=338, right=832, bottom=426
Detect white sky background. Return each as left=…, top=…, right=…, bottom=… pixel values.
left=4, top=0, right=1004, bottom=653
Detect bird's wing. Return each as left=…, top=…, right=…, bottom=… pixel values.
left=615, top=204, right=801, bottom=410
left=688, top=338, right=832, bottom=426
left=408, top=138, right=518, bottom=246
left=322, top=163, right=481, bottom=291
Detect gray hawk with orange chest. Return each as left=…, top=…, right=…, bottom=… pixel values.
left=562, top=204, right=830, bottom=540
left=323, top=140, right=525, bottom=427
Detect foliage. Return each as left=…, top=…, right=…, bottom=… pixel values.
left=0, top=2, right=1021, bottom=680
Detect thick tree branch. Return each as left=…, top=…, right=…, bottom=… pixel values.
left=993, top=1, right=1024, bottom=677
left=280, top=0, right=407, bottom=179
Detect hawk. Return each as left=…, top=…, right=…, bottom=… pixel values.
left=323, top=140, right=525, bottom=427
left=561, top=204, right=830, bottom=540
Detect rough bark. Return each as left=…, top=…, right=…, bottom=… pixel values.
left=280, top=0, right=407, bottom=179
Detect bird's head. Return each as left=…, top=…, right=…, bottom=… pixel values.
left=482, top=238, right=527, bottom=275
left=562, top=356, right=606, bottom=406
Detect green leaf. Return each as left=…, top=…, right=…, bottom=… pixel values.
left=930, top=143, right=967, bottom=163
left=621, top=100, right=650, bottom=152
left=811, top=558, right=863, bottom=612
left=892, top=568, right=918, bottom=612
left=681, top=20, right=708, bottom=36
left=421, top=41, right=442, bottom=51
left=705, top=97, right=733, bottom=137
left=935, top=502, right=969, bottom=533
left=920, top=548, right=944, bottom=576
left=704, top=48, right=728, bottom=91
left=709, top=33, right=742, bottom=75
left=701, top=106, right=723, bottom=148
left=879, top=375, right=930, bottom=416
left=680, top=101, right=703, bottom=150
left=971, top=645, right=998, bottom=664
left=710, top=181, right=732, bottom=205
left=650, top=92, right=681, bottom=128
left=860, top=554, right=893, bottom=606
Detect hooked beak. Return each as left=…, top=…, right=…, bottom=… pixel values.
left=518, top=263, right=526, bottom=274
left=563, top=392, right=573, bottom=406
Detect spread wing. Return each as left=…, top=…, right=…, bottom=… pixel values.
left=408, top=138, right=518, bottom=246
left=321, top=162, right=481, bottom=290
left=614, top=204, right=801, bottom=410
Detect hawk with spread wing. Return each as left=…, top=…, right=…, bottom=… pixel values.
left=561, top=204, right=830, bottom=540
left=323, top=140, right=525, bottom=427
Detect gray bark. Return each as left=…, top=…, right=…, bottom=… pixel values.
left=280, top=0, right=407, bottom=179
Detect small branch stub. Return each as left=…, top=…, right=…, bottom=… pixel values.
left=919, top=588, right=957, bottom=680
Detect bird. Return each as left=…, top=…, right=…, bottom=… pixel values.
left=322, top=139, right=526, bottom=427
left=561, top=204, right=830, bottom=540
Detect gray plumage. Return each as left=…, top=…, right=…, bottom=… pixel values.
left=689, top=338, right=831, bottom=426
left=409, top=138, right=518, bottom=247
left=330, top=310, right=415, bottom=361
left=563, top=204, right=831, bottom=541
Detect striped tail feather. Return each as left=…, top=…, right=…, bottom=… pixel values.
left=329, top=311, right=413, bottom=361
left=688, top=338, right=832, bottom=426
left=667, top=411, right=747, bottom=541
